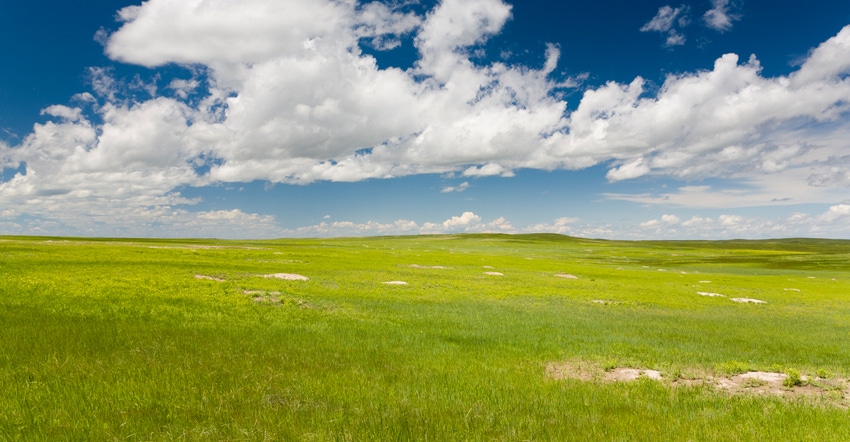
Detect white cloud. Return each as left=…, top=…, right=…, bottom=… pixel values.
left=606, top=158, right=650, bottom=181
left=284, top=211, right=514, bottom=237
left=168, top=78, right=200, bottom=99
left=3, top=1, right=850, bottom=237
left=439, top=211, right=482, bottom=230
left=640, top=5, right=690, bottom=47
left=618, top=206, right=850, bottom=240
left=640, top=214, right=680, bottom=230
left=819, top=204, right=850, bottom=222
left=441, top=181, right=470, bottom=193
left=703, top=0, right=741, bottom=32
left=662, top=214, right=680, bottom=224
left=40, top=105, right=83, bottom=122
left=524, top=217, right=579, bottom=234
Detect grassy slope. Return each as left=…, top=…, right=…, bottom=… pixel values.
left=0, top=234, right=849, bottom=440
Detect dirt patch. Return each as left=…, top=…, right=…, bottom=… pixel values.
left=484, top=272, right=504, bottom=276
left=260, top=273, right=309, bottom=281
left=605, top=368, right=663, bottom=382
left=410, top=264, right=447, bottom=269
left=697, top=291, right=725, bottom=297
left=546, top=361, right=849, bottom=406
left=555, top=273, right=579, bottom=279
left=195, top=274, right=225, bottom=282
left=243, top=290, right=281, bottom=295
left=591, top=300, right=620, bottom=305
left=731, top=297, right=766, bottom=304
left=383, top=281, right=408, bottom=285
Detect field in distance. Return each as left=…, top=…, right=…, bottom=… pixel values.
left=1, top=234, right=849, bottom=440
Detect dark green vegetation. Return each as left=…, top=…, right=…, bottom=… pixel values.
left=1, top=234, right=848, bottom=440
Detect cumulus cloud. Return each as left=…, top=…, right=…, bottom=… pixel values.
left=40, top=105, right=83, bottom=122
left=616, top=205, right=850, bottom=240
left=285, top=211, right=513, bottom=237
left=525, top=217, right=580, bottom=235
left=441, top=181, right=470, bottom=193
left=640, top=5, right=690, bottom=47
left=703, top=0, right=741, bottom=32
left=426, top=211, right=482, bottom=231
left=2, top=0, right=850, bottom=236
left=431, top=207, right=848, bottom=241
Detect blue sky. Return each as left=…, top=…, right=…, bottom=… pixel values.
left=1, top=0, right=850, bottom=239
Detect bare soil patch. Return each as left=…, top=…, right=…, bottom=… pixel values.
left=555, top=273, right=579, bottom=279
left=383, top=281, right=408, bottom=285
left=604, top=368, right=663, bottom=382
left=591, top=300, right=620, bottom=305
left=259, top=273, right=309, bottom=281
left=483, top=272, right=504, bottom=276
left=545, top=361, right=849, bottom=406
left=195, top=274, right=225, bottom=282
left=731, top=297, right=766, bottom=304
left=410, top=264, right=447, bottom=269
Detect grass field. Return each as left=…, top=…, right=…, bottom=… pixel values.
left=1, top=234, right=849, bottom=440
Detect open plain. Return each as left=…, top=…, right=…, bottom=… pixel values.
left=1, top=234, right=849, bottom=440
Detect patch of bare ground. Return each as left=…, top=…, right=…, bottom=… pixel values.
left=731, top=297, right=766, bottom=304
left=383, top=281, right=408, bottom=285
left=151, top=245, right=268, bottom=250
left=591, top=300, right=620, bottom=305
left=545, top=361, right=849, bottom=407
left=259, top=273, right=309, bottom=281
left=194, top=274, right=225, bottom=282
left=244, top=290, right=315, bottom=308
left=483, top=272, right=504, bottom=276
left=409, top=264, right=447, bottom=269
left=555, top=273, right=579, bottom=279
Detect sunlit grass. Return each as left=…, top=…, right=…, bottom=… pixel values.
left=1, top=234, right=849, bottom=440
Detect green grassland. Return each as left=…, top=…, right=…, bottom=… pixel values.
left=1, top=234, right=849, bottom=440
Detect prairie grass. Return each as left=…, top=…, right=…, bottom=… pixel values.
left=0, top=234, right=849, bottom=440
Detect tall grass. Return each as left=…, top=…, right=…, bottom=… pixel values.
left=1, top=234, right=849, bottom=440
